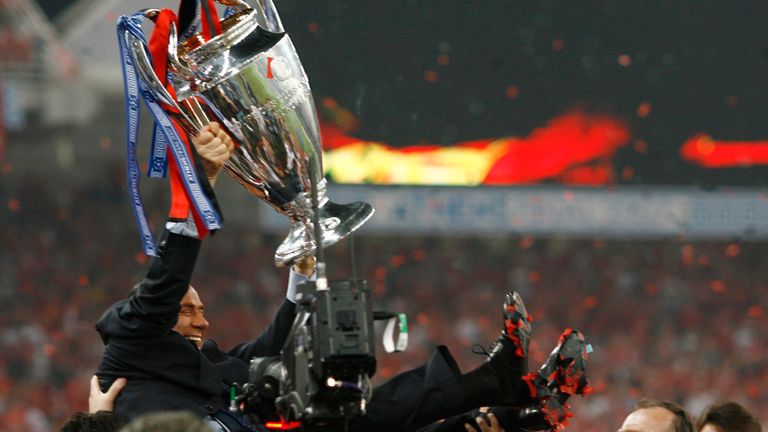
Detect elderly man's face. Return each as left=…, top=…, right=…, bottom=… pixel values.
left=172, top=286, right=209, bottom=349
left=619, top=407, right=675, bottom=432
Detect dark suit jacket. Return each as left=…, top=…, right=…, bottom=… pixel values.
left=95, top=231, right=295, bottom=422
left=94, top=230, right=473, bottom=431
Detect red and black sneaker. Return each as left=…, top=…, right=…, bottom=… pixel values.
left=519, top=329, right=593, bottom=430
left=539, top=329, right=591, bottom=398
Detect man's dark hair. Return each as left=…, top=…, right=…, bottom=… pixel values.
left=634, top=398, right=694, bottom=432
left=696, top=401, right=762, bottom=432
left=120, top=411, right=212, bottom=432
left=60, top=411, right=122, bottom=432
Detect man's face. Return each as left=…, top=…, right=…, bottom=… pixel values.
left=172, top=286, right=209, bottom=349
left=619, top=407, right=675, bottom=432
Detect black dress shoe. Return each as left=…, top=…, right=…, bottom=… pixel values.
left=477, top=291, right=534, bottom=406
left=461, top=291, right=534, bottom=408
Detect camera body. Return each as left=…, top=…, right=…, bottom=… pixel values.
left=246, top=278, right=376, bottom=430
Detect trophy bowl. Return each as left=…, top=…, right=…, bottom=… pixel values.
left=124, top=1, right=374, bottom=265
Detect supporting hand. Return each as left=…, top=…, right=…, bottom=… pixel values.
left=292, top=255, right=316, bottom=277
left=192, top=122, right=235, bottom=186
left=465, top=413, right=505, bottom=432
left=89, top=375, right=127, bottom=413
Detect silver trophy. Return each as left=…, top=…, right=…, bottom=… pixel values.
left=124, top=1, right=373, bottom=265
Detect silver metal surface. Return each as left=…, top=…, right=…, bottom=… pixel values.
left=125, top=3, right=373, bottom=265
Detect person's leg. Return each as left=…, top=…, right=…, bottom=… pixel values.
left=355, top=345, right=468, bottom=432
left=458, top=291, right=533, bottom=407
left=356, top=292, right=534, bottom=432
left=414, top=328, right=593, bottom=432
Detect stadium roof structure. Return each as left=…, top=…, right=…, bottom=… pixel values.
left=0, top=0, right=77, bottom=81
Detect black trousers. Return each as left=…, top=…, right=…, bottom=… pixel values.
left=356, top=346, right=472, bottom=432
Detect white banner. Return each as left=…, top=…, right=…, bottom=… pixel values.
left=252, top=185, right=768, bottom=240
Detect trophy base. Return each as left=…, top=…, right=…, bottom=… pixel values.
left=275, top=200, right=374, bottom=266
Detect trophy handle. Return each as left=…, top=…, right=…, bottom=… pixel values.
left=217, top=0, right=251, bottom=10
left=123, top=13, right=203, bottom=136
left=197, top=0, right=283, bottom=33
left=167, top=23, right=216, bottom=130
left=142, top=9, right=162, bottom=20
left=167, top=23, right=196, bottom=82
left=225, top=0, right=284, bottom=33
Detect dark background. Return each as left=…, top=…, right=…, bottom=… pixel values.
left=34, top=1, right=768, bottom=187
left=277, top=0, right=768, bottom=187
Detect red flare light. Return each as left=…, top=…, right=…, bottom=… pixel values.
left=265, top=421, right=302, bottom=430
left=681, top=134, right=768, bottom=167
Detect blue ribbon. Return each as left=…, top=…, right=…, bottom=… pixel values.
left=117, top=13, right=222, bottom=256
left=148, top=123, right=168, bottom=178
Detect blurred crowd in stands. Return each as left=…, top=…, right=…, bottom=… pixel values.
left=1, top=174, right=766, bottom=431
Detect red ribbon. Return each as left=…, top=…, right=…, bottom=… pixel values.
left=200, top=0, right=223, bottom=41
left=148, top=8, right=210, bottom=238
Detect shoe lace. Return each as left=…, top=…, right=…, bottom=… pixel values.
left=471, top=341, right=499, bottom=359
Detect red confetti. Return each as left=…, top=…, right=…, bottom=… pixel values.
left=373, top=282, right=386, bottom=296
left=322, top=97, right=337, bottom=109
left=519, top=236, right=534, bottom=249
left=644, top=283, right=659, bottom=296
left=617, top=54, right=632, bottom=66
left=709, top=280, right=725, bottom=293
left=621, top=166, right=635, bottom=180
left=637, top=102, right=652, bottom=118
left=681, top=245, right=695, bottom=266
left=389, top=255, right=405, bottom=267
left=416, top=312, right=429, bottom=326
left=583, top=296, right=598, bottom=309
left=374, top=267, right=387, bottom=280
left=411, top=249, right=426, bottom=261
left=633, top=139, right=648, bottom=153
left=7, top=198, right=19, bottom=211
left=134, top=252, right=149, bottom=265
left=747, top=306, right=763, bottom=318
left=528, top=271, right=542, bottom=283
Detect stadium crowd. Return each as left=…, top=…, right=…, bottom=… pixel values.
left=1, top=174, right=766, bottom=431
